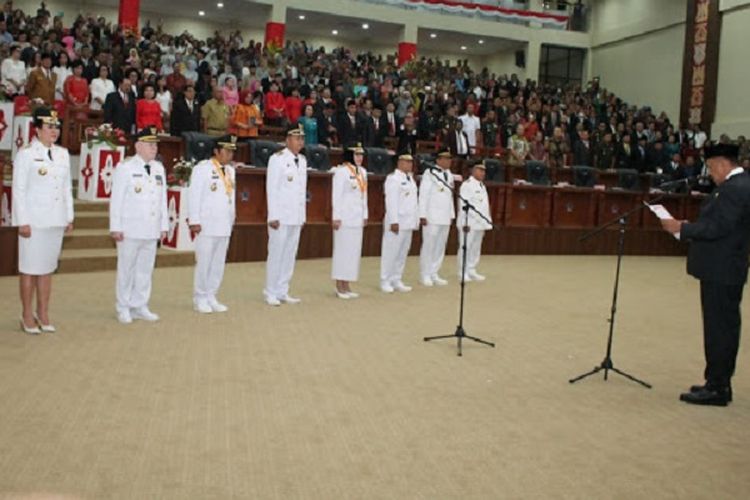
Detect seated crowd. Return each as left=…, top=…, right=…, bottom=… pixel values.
left=0, top=1, right=747, bottom=181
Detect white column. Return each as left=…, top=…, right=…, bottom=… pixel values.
left=526, top=40, right=541, bottom=83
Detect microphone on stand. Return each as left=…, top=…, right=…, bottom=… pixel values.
left=658, top=175, right=697, bottom=191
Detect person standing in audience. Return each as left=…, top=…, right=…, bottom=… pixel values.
left=264, top=124, right=307, bottom=307
left=89, top=64, right=114, bottom=111
left=189, top=135, right=237, bottom=314
left=338, top=99, right=363, bottom=148
left=457, top=162, right=492, bottom=282
left=507, top=124, right=529, bottom=167
left=13, top=108, right=73, bottom=334
left=381, top=154, right=418, bottom=294
left=63, top=60, right=89, bottom=107
left=264, top=81, right=285, bottom=127
left=616, top=134, right=635, bottom=170
left=103, top=77, right=136, bottom=133
left=459, top=103, right=481, bottom=154
left=1, top=45, right=26, bottom=96
left=135, top=82, right=163, bottom=132
left=529, top=131, right=547, bottom=163
left=594, top=131, right=616, bottom=170
left=232, top=89, right=262, bottom=140
left=547, top=126, right=569, bottom=169
left=331, top=144, right=368, bottom=299
left=52, top=51, right=71, bottom=101
left=573, top=129, right=593, bottom=166
left=660, top=144, right=750, bottom=406
left=170, top=85, right=201, bottom=137
left=25, top=52, right=55, bottom=104
left=419, top=148, right=455, bottom=287
left=298, top=104, right=318, bottom=146
left=202, top=86, right=230, bottom=137
left=155, top=76, right=172, bottom=130
left=109, top=128, right=168, bottom=324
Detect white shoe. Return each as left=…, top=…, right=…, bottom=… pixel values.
left=432, top=275, right=448, bottom=286
left=33, top=314, right=56, bottom=333
left=208, top=299, right=228, bottom=313
left=280, top=295, right=301, bottom=304
left=265, top=297, right=281, bottom=307
left=380, top=282, right=395, bottom=293
left=459, top=274, right=473, bottom=283
left=20, top=317, right=41, bottom=334
left=421, top=277, right=434, bottom=287
left=131, top=308, right=159, bottom=322
left=194, top=301, right=213, bottom=314
left=469, top=272, right=486, bottom=281
left=346, top=291, right=360, bottom=299
left=336, top=290, right=352, bottom=299
left=394, top=282, right=412, bottom=293
left=117, top=311, right=133, bottom=324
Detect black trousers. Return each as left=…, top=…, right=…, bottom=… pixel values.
left=700, top=281, right=744, bottom=386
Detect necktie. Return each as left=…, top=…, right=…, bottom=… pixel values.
left=406, top=174, right=411, bottom=182
left=122, top=92, right=128, bottom=105
left=293, top=157, right=299, bottom=168
left=144, top=164, right=151, bottom=176
left=47, top=149, right=52, bottom=160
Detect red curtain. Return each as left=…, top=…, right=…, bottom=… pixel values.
left=398, top=42, right=417, bottom=67
left=118, top=0, right=140, bottom=33
left=265, top=22, right=286, bottom=52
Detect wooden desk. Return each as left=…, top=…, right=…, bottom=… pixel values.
left=551, top=187, right=598, bottom=228
left=307, top=172, right=332, bottom=223
left=504, top=184, right=552, bottom=227
left=597, top=190, right=642, bottom=228
left=235, top=168, right=267, bottom=224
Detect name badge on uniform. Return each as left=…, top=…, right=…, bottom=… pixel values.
left=211, top=174, right=220, bottom=180
left=38, top=167, right=48, bottom=176
left=132, top=173, right=143, bottom=178
left=210, top=183, right=218, bottom=191
left=155, top=174, right=163, bottom=186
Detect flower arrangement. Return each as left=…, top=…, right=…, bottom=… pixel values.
left=85, top=123, right=128, bottom=149
left=168, top=157, right=195, bottom=187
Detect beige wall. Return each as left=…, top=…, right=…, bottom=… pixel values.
left=713, top=1, right=750, bottom=137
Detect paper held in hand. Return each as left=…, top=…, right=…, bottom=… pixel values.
left=644, top=202, right=680, bottom=240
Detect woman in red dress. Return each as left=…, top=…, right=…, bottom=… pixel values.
left=63, top=60, right=89, bottom=107
left=135, top=82, right=163, bottom=131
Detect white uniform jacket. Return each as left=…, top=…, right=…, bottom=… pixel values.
left=109, top=155, right=169, bottom=239
left=384, top=169, right=418, bottom=230
left=332, top=163, right=368, bottom=227
left=418, top=167, right=455, bottom=225
left=12, top=139, right=74, bottom=228
left=188, top=159, right=236, bottom=237
left=266, top=148, right=307, bottom=225
left=456, top=176, right=493, bottom=230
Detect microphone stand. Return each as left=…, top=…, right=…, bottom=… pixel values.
left=568, top=191, right=674, bottom=388
left=422, top=165, right=496, bottom=356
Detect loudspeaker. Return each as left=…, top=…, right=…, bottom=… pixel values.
left=515, top=50, right=526, bottom=68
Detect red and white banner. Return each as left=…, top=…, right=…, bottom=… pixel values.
left=119, top=0, right=140, bottom=33
left=398, top=42, right=418, bottom=67
left=11, top=116, right=36, bottom=159
left=366, top=0, right=568, bottom=29
left=265, top=22, right=286, bottom=52
left=162, top=186, right=195, bottom=251
left=77, top=143, right=126, bottom=201
left=0, top=180, right=11, bottom=227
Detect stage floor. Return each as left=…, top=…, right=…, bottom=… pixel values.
left=0, top=255, right=749, bottom=499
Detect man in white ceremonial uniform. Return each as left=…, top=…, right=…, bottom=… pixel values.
left=13, top=108, right=73, bottom=334
left=189, top=135, right=237, bottom=313
left=331, top=143, right=368, bottom=299
left=457, top=162, right=493, bottom=282
left=264, top=124, right=307, bottom=306
left=380, top=154, right=418, bottom=293
left=109, top=128, right=168, bottom=324
left=419, top=148, right=455, bottom=287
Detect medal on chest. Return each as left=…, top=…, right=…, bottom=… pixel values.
left=38, top=167, right=48, bottom=176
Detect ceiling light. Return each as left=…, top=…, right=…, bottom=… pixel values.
left=198, top=10, right=205, bottom=16
left=362, top=23, right=369, bottom=29
left=430, top=33, right=437, bottom=39
left=217, top=2, right=223, bottom=7
left=478, top=39, right=484, bottom=44
left=460, top=45, right=467, bottom=50
left=298, top=14, right=305, bottom=20
left=332, top=29, right=338, bottom=35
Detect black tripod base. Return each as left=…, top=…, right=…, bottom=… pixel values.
left=424, top=326, right=495, bottom=357
left=569, top=357, right=652, bottom=388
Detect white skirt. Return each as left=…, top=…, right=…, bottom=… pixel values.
left=331, top=226, right=364, bottom=281
left=18, top=226, right=65, bottom=275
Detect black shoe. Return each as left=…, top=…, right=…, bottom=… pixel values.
left=689, top=383, right=733, bottom=402
left=680, top=387, right=731, bottom=406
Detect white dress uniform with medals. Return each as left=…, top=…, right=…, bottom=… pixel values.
left=457, top=171, right=493, bottom=280
left=189, top=136, right=236, bottom=312
left=380, top=156, right=419, bottom=290
left=12, top=120, right=74, bottom=275
left=109, top=129, right=169, bottom=319
left=264, top=126, right=307, bottom=303
left=331, top=149, right=368, bottom=282
left=418, top=153, right=455, bottom=284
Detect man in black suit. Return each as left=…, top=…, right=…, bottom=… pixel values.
left=337, top=99, right=362, bottom=149
left=632, top=135, right=648, bottom=172
left=661, top=143, right=750, bottom=406
left=103, top=79, right=136, bottom=134
left=170, top=85, right=201, bottom=137
left=317, top=103, right=337, bottom=148
left=572, top=129, right=593, bottom=166
left=362, top=104, right=385, bottom=148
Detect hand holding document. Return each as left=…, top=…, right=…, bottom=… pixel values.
left=645, top=202, right=681, bottom=240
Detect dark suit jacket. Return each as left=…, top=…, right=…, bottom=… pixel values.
left=682, top=172, right=750, bottom=285
left=103, top=91, right=136, bottom=133
left=573, top=140, right=593, bottom=166
left=170, top=98, right=202, bottom=137
left=337, top=113, right=363, bottom=148
left=317, top=114, right=337, bottom=146
left=447, top=130, right=470, bottom=157
left=632, top=145, right=648, bottom=172
left=362, top=115, right=385, bottom=148
left=397, top=126, right=418, bottom=155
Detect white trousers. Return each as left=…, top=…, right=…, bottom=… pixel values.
left=457, top=229, right=485, bottom=278
left=331, top=226, right=364, bottom=282
left=264, top=224, right=302, bottom=299
left=193, top=234, right=230, bottom=304
left=419, top=224, right=450, bottom=279
left=116, top=238, right=157, bottom=314
left=380, top=228, right=413, bottom=284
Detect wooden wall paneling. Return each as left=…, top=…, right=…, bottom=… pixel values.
left=235, top=168, right=267, bottom=224
left=596, top=191, right=643, bottom=229
left=551, top=188, right=598, bottom=228
left=504, top=185, right=552, bottom=227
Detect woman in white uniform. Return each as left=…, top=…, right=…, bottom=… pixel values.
left=331, top=144, right=368, bottom=299
left=12, top=107, right=74, bottom=334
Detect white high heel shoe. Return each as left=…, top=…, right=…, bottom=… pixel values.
left=20, top=317, right=41, bottom=335
left=33, top=314, right=56, bottom=333
left=336, top=290, right=352, bottom=299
